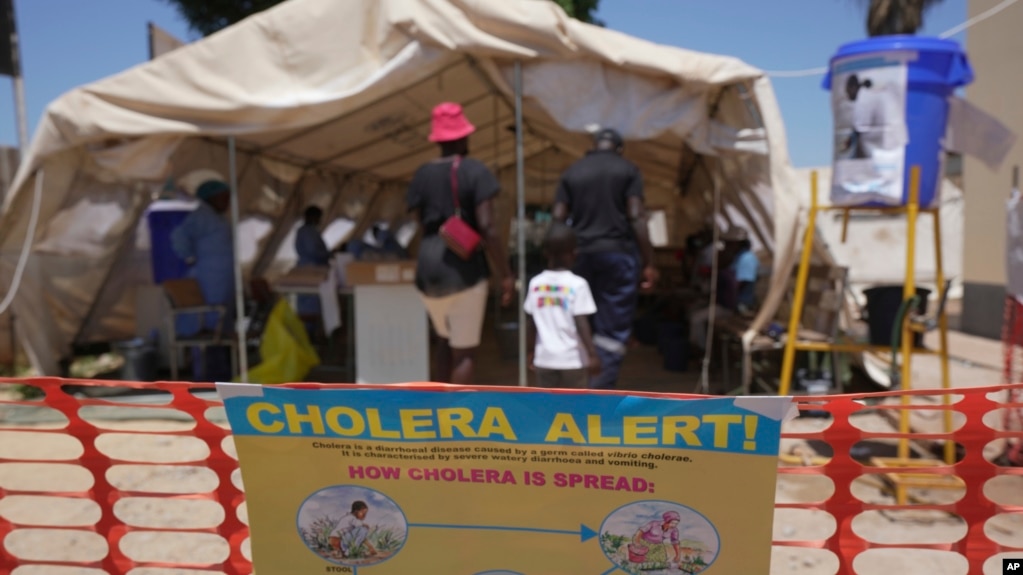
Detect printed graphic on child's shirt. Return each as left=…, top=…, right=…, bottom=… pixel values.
left=533, top=283, right=574, bottom=310
left=525, top=270, right=597, bottom=370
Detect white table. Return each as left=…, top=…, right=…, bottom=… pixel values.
left=273, top=266, right=342, bottom=334
left=275, top=261, right=429, bottom=384
left=352, top=283, right=429, bottom=383
left=273, top=267, right=354, bottom=381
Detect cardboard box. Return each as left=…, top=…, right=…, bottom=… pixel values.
left=275, top=265, right=330, bottom=290
left=345, top=260, right=417, bottom=286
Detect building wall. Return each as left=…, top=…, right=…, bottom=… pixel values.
left=962, top=0, right=1023, bottom=339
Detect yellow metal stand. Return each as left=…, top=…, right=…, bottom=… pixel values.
left=779, top=167, right=960, bottom=504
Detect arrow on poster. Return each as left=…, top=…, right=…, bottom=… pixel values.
left=408, top=522, right=598, bottom=542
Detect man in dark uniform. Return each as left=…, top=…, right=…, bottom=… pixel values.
left=552, top=128, right=659, bottom=389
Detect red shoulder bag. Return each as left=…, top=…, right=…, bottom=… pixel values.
left=439, top=156, right=483, bottom=260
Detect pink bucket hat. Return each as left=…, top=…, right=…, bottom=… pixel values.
left=662, top=511, right=681, bottom=522
left=428, top=102, right=476, bottom=143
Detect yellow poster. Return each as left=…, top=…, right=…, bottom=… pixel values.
left=217, top=383, right=791, bottom=575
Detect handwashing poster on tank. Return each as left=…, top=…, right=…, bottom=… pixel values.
left=830, top=51, right=911, bottom=206
left=217, top=383, right=792, bottom=575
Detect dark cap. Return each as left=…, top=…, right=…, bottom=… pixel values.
left=304, top=205, right=324, bottom=220
left=196, top=180, right=229, bottom=201
left=593, top=127, right=624, bottom=148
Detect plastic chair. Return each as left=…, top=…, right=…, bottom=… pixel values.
left=162, top=278, right=238, bottom=381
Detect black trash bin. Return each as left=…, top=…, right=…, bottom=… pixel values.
left=114, top=338, right=158, bottom=382
left=657, top=322, right=689, bottom=372
left=656, top=321, right=687, bottom=356
left=863, top=285, right=931, bottom=348
left=496, top=321, right=520, bottom=360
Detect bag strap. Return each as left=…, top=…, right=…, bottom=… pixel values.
left=450, top=155, right=462, bottom=218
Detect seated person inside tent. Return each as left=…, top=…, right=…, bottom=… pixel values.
left=729, top=228, right=760, bottom=315
left=170, top=179, right=236, bottom=381
left=685, top=226, right=715, bottom=293
left=296, top=205, right=330, bottom=268
left=346, top=223, right=408, bottom=261
left=687, top=226, right=759, bottom=353
left=294, top=205, right=331, bottom=337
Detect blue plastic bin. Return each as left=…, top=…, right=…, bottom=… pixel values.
left=148, top=208, right=193, bottom=284
left=823, top=36, right=973, bottom=207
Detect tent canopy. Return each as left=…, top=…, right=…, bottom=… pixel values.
left=0, top=0, right=800, bottom=375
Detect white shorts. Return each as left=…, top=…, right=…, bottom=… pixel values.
left=420, top=281, right=489, bottom=349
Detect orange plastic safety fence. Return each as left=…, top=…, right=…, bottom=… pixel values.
left=1001, top=295, right=1023, bottom=465
left=0, top=378, right=248, bottom=575
left=1, top=377, right=1021, bottom=575
left=776, top=382, right=1023, bottom=574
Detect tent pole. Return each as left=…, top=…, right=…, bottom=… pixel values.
left=514, top=60, right=527, bottom=388
left=1, top=149, right=12, bottom=373
left=228, top=137, right=249, bottom=381
left=700, top=180, right=722, bottom=394
left=250, top=172, right=311, bottom=279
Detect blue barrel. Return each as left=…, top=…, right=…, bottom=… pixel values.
left=148, top=207, right=193, bottom=284
left=823, top=36, right=973, bottom=207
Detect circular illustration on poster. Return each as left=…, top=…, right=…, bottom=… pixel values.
left=296, top=484, right=408, bottom=567
left=598, top=500, right=720, bottom=574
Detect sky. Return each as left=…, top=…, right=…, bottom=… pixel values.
left=0, top=0, right=968, bottom=168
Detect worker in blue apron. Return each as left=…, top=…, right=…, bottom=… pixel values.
left=171, top=179, right=236, bottom=381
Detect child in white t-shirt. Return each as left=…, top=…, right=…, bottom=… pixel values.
left=524, top=223, right=600, bottom=388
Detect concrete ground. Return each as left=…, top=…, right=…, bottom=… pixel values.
left=474, top=312, right=1006, bottom=394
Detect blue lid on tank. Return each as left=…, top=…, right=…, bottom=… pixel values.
left=821, top=35, right=973, bottom=90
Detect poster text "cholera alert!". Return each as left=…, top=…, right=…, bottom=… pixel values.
left=244, top=403, right=761, bottom=451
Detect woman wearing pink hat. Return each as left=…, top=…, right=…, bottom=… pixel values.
left=407, top=102, right=514, bottom=384
left=629, top=510, right=682, bottom=567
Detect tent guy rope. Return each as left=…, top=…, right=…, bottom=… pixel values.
left=0, top=171, right=42, bottom=316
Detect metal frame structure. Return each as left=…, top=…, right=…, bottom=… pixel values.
left=778, top=167, right=958, bottom=504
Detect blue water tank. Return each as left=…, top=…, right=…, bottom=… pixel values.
left=147, top=201, right=195, bottom=284
left=823, top=36, right=973, bottom=207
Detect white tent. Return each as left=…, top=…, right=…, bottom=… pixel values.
left=0, top=0, right=801, bottom=377
left=0, top=146, right=18, bottom=207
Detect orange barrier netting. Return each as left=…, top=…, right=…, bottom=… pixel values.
left=0, top=377, right=1021, bottom=574
left=0, top=378, right=248, bottom=575
left=1001, top=295, right=1023, bottom=465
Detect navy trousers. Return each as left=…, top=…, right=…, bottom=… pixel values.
left=575, top=251, right=639, bottom=389
left=190, top=346, right=233, bottom=382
